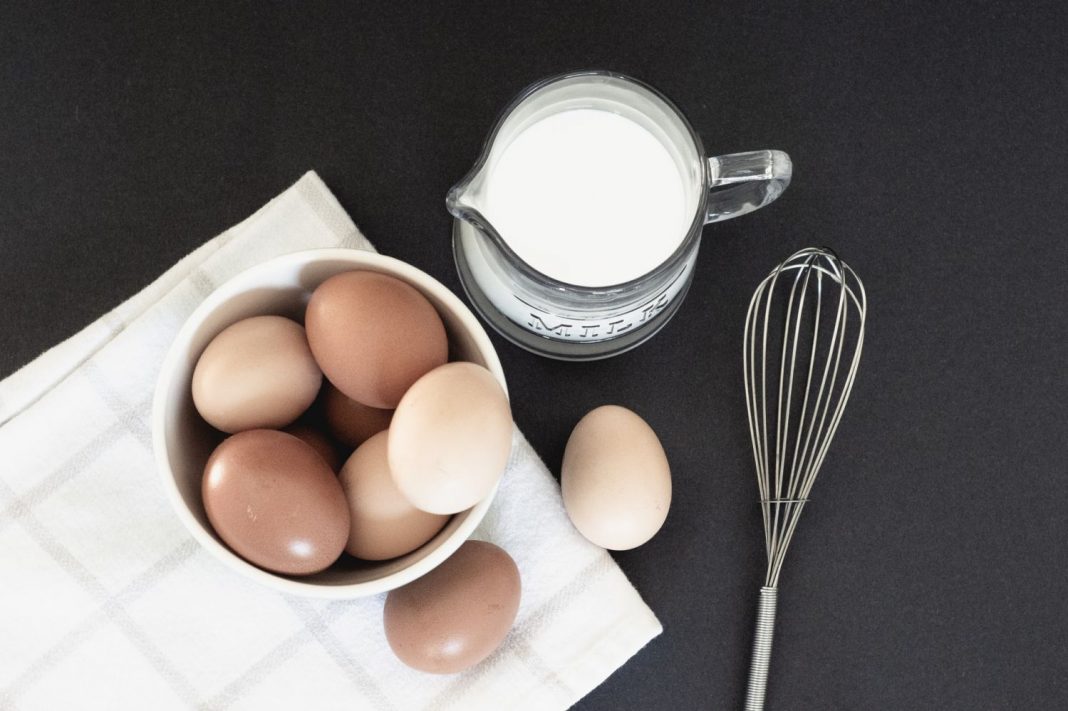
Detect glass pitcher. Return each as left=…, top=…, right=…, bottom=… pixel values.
left=447, top=70, right=792, bottom=360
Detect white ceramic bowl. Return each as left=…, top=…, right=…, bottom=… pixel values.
left=152, top=249, right=506, bottom=598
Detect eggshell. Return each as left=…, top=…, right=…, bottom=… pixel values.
left=323, top=384, right=393, bottom=448
left=283, top=423, right=343, bottom=471
left=202, top=429, right=350, bottom=575
left=305, top=271, right=448, bottom=409
left=561, top=405, right=671, bottom=550
left=388, top=362, right=512, bottom=515
left=383, top=540, right=520, bottom=674
left=192, top=315, right=321, bottom=433
left=338, top=431, right=449, bottom=560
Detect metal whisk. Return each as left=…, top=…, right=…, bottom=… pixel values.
left=742, top=247, right=866, bottom=710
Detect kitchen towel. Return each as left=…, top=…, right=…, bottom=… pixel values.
left=0, top=171, right=662, bottom=711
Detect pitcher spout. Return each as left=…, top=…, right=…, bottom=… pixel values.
left=444, top=180, right=471, bottom=219
left=446, top=163, right=487, bottom=217
left=447, top=161, right=501, bottom=244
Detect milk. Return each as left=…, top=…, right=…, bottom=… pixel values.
left=483, top=109, right=690, bottom=287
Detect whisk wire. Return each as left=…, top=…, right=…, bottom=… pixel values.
left=787, top=264, right=821, bottom=503
left=742, top=247, right=866, bottom=710
left=742, top=282, right=771, bottom=559
left=771, top=266, right=796, bottom=547
left=774, top=256, right=818, bottom=563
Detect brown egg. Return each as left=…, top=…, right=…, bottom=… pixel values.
left=561, top=405, right=671, bottom=551
left=383, top=540, right=520, bottom=673
left=323, top=384, right=393, bottom=448
left=338, top=431, right=449, bottom=560
left=305, top=271, right=448, bottom=409
left=388, top=362, right=513, bottom=515
left=202, top=429, right=350, bottom=575
left=192, top=315, right=322, bottom=433
left=283, top=423, right=343, bottom=471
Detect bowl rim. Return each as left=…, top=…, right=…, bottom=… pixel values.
left=152, top=248, right=507, bottom=599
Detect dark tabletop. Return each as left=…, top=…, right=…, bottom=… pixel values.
left=3, top=2, right=1067, bottom=709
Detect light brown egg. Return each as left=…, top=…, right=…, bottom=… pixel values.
left=561, top=405, right=671, bottom=550
left=202, top=429, right=350, bottom=575
left=388, top=362, right=512, bottom=515
left=283, top=423, right=343, bottom=471
left=322, top=384, right=393, bottom=448
left=338, top=431, right=449, bottom=560
left=305, top=271, right=448, bottom=409
left=192, top=315, right=322, bottom=433
left=383, top=540, right=521, bottom=674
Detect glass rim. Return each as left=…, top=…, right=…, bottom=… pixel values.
left=446, top=68, right=709, bottom=295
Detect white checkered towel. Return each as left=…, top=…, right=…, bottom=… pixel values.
left=0, top=172, right=662, bottom=711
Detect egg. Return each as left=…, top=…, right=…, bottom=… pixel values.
left=338, top=431, right=449, bottom=560
left=388, top=362, right=512, bottom=515
left=561, top=405, right=671, bottom=550
left=283, top=423, right=343, bottom=471
left=192, top=315, right=322, bottom=433
left=305, top=271, right=448, bottom=409
left=383, top=540, right=520, bottom=674
left=323, top=383, right=393, bottom=448
left=202, top=429, right=350, bottom=575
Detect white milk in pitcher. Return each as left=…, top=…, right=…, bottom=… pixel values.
left=483, top=109, right=690, bottom=287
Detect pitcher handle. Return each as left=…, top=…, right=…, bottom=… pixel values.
left=705, top=150, right=792, bottom=224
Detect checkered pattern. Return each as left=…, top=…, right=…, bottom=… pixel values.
left=0, top=172, right=662, bottom=711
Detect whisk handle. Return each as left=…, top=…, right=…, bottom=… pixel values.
left=744, top=586, right=779, bottom=711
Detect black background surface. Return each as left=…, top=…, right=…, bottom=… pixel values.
left=2, top=2, right=1067, bottom=709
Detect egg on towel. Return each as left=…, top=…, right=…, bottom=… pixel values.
left=383, top=540, right=520, bottom=674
